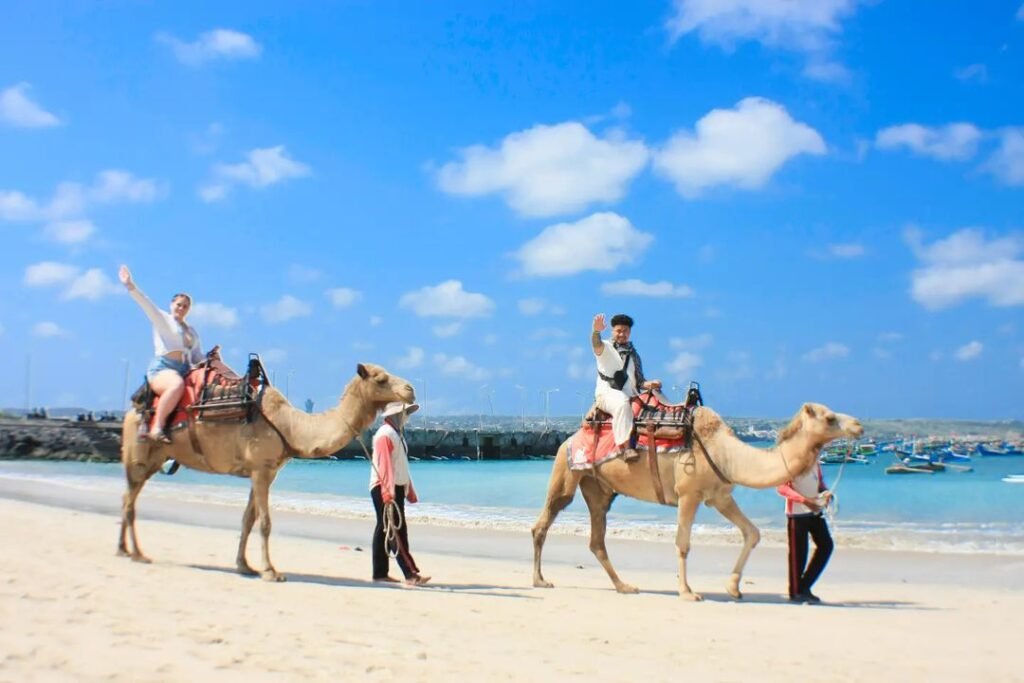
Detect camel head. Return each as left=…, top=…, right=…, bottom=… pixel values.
left=777, top=402, right=863, bottom=449
left=355, top=363, right=416, bottom=408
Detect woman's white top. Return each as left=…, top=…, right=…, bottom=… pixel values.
left=129, top=288, right=203, bottom=364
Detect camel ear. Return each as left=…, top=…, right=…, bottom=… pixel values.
left=803, top=403, right=816, bottom=418
left=357, top=363, right=370, bottom=379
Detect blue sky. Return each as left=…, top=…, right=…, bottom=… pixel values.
left=1, top=1, right=1022, bottom=420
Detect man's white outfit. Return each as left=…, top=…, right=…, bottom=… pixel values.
left=594, top=339, right=638, bottom=448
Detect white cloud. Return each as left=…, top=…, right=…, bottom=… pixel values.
left=802, top=341, right=849, bottom=362
left=872, top=347, right=892, bottom=360
left=875, top=123, right=982, bottom=161
left=395, top=346, right=425, bottom=369
left=63, top=269, right=121, bottom=301
left=878, top=331, right=904, bottom=343
left=518, top=298, right=546, bottom=316
left=433, top=322, right=463, bottom=338
left=325, top=287, right=361, bottom=309
left=529, top=328, right=569, bottom=341
left=982, top=128, right=1024, bottom=186
left=288, top=265, right=322, bottom=283
left=670, top=333, right=714, bottom=350
left=665, top=0, right=858, bottom=79
left=1, top=170, right=163, bottom=226
left=513, top=212, right=653, bottom=278
left=653, top=98, right=825, bottom=198
left=436, top=121, right=649, bottom=217
left=190, top=302, right=240, bottom=329
left=399, top=280, right=494, bottom=318
left=954, top=340, right=983, bottom=361
left=261, top=348, right=288, bottom=365
left=827, top=243, right=864, bottom=258
left=802, top=60, right=850, bottom=83
left=32, top=321, right=67, bottom=338
left=0, top=190, right=39, bottom=221
left=906, top=227, right=1024, bottom=309
left=43, top=220, right=95, bottom=244
left=667, top=351, right=703, bottom=381
left=369, top=315, right=383, bottom=327
left=517, top=297, right=566, bottom=316
left=600, top=279, right=694, bottom=298
left=24, top=261, right=78, bottom=286
left=0, top=83, right=61, bottom=128
left=260, top=295, right=312, bottom=323
left=91, top=170, right=162, bottom=204
left=954, top=64, right=988, bottom=83
left=433, top=353, right=490, bottom=381
left=158, top=29, right=262, bottom=66
left=202, top=146, right=311, bottom=201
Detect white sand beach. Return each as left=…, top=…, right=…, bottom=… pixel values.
left=2, top=478, right=1022, bottom=683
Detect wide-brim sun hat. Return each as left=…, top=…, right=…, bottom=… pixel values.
left=382, top=401, right=419, bottom=418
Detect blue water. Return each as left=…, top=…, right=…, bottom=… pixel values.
left=2, top=454, right=1023, bottom=554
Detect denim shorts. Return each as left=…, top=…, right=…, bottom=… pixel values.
left=146, top=355, right=189, bottom=380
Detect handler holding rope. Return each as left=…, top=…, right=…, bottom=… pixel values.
left=370, top=401, right=430, bottom=587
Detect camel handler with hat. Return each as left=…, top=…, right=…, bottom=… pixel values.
left=369, top=401, right=430, bottom=587
left=592, top=313, right=662, bottom=461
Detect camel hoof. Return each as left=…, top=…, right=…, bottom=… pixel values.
left=727, top=586, right=743, bottom=600
left=615, top=583, right=640, bottom=594
left=131, top=554, right=152, bottom=564
left=678, top=591, right=703, bottom=602
left=261, top=570, right=286, bottom=582
left=237, top=563, right=259, bottom=577
left=533, top=579, right=554, bottom=589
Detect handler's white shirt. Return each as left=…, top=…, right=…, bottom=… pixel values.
left=594, top=340, right=638, bottom=398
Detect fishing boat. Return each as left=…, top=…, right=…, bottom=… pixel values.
left=1003, top=474, right=1024, bottom=484
left=885, top=462, right=934, bottom=475
left=977, top=443, right=1024, bottom=457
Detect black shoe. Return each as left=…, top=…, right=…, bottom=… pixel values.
left=791, top=592, right=821, bottom=604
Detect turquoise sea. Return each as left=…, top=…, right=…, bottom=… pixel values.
left=2, top=452, right=1023, bottom=555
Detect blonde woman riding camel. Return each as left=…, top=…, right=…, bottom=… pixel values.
left=119, top=264, right=220, bottom=443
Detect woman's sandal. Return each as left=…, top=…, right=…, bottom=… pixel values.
left=404, top=574, right=431, bottom=587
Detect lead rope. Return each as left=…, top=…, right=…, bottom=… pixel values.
left=823, top=443, right=852, bottom=530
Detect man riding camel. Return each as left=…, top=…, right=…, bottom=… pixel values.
left=591, top=313, right=662, bottom=462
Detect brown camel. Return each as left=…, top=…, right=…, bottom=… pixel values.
left=532, top=402, right=863, bottom=600
left=118, top=362, right=414, bottom=581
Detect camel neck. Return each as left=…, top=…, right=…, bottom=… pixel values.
left=709, top=431, right=822, bottom=489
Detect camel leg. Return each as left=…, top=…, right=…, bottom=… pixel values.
left=531, top=449, right=580, bottom=588
left=251, top=468, right=285, bottom=582
left=710, top=494, right=761, bottom=600
left=117, top=459, right=161, bottom=563
left=579, top=478, right=637, bottom=594
left=235, top=488, right=259, bottom=576
left=675, top=493, right=703, bottom=601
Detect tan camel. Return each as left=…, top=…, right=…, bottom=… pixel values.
left=532, top=402, right=863, bottom=600
left=118, top=363, right=414, bottom=581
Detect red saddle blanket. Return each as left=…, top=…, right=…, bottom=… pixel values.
left=567, top=392, right=691, bottom=471
left=149, top=360, right=250, bottom=433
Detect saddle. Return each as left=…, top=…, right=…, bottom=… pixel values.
left=131, top=354, right=270, bottom=435
left=582, top=383, right=704, bottom=445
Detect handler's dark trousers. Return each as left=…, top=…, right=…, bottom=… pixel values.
left=786, top=513, right=833, bottom=597
left=371, top=484, right=420, bottom=580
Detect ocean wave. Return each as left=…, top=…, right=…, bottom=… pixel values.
left=4, top=466, right=1024, bottom=556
